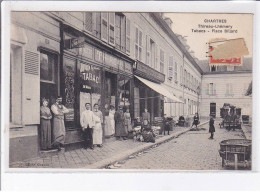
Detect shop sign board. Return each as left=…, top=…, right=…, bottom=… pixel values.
left=105, top=53, right=118, bottom=70
left=79, top=44, right=94, bottom=60
left=95, top=49, right=104, bottom=64
left=80, top=63, right=101, bottom=93
left=118, top=59, right=125, bottom=72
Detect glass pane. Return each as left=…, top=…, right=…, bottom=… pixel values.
left=40, top=52, right=54, bottom=82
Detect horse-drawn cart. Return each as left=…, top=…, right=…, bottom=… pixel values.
left=219, top=139, right=252, bottom=169
left=219, top=103, right=242, bottom=130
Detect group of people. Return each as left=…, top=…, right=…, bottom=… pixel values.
left=40, top=96, right=69, bottom=151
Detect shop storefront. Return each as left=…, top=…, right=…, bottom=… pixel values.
left=60, top=25, right=133, bottom=143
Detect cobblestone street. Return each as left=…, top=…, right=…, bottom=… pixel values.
left=116, top=121, right=247, bottom=170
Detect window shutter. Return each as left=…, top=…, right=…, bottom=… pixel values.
left=155, top=43, right=159, bottom=71
left=126, top=18, right=130, bottom=54
left=93, top=12, right=101, bottom=39
left=84, top=12, right=92, bottom=33
left=120, top=15, right=126, bottom=52
left=146, top=35, right=150, bottom=66
left=115, top=14, right=121, bottom=50
left=206, top=83, right=209, bottom=95
left=101, top=12, right=108, bottom=42
left=168, top=56, right=173, bottom=79
left=109, top=12, right=115, bottom=46
left=24, top=50, right=40, bottom=124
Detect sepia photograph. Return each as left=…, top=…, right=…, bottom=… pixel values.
left=7, top=10, right=253, bottom=171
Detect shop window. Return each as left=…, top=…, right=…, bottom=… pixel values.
left=135, top=26, right=143, bottom=62
left=118, top=75, right=131, bottom=110
left=160, top=49, right=164, bottom=74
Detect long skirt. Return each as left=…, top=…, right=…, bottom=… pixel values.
left=110, top=117, right=115, bottom=135
left=104, top=116, right=113, bottom=136
left=93, top=123, right=103, bottom=145
left=52, top=117, right=66, bottom=146
left=40, top=119, right=52, bottom=150
left=115, top=122, right=127, bottom=137
left=125, top=119, right=132, bottom=132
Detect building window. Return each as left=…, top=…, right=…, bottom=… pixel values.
left=101, top=12, right=109, bottom=42
left=84, top=12, right=93, bottom=33
left=109, top=12, right=115, bottom=45
left=160, top=49, right=164, bottom=73
left=115, top=13, right=126, bottom=52
left=227, top=66, right=235, bottom=71
left=174, top=62, right=178, bottom=82
left=206, top=83, right=216, bottom=95
left=210, top=65, right=216, bottom=72
left=180, top=66, right=183, bottom=85
left=126, top=18, right=130, bottom=54
left=40, top=51, right=57, bottom=83
left=184, top=69, right=187, bottom=87
left=188, top=72, right=190, bottom=89
left=226, top=83, right=233, bottom=95
left=135, top=26, right=143, bottom=61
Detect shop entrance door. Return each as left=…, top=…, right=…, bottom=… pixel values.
left=104, top=72, right=117, bottom=109
left=210, top=103, right=216, bottom=118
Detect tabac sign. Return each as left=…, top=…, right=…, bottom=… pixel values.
left=80, top=63, right=101, bottom=93
left=209, top=38, right=249, bottom=66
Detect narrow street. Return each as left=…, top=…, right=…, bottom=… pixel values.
left=114, top=121, right=247, bottom=170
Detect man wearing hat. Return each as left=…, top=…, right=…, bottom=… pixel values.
left=114, top=105, right=128, bottom=140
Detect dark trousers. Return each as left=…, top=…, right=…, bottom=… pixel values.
left=210, top=132, right=214, bottom=139
left=83, top=127, right=93, bottom=148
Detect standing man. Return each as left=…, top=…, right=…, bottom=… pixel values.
left=209, top=114, right=215, bottom=139
left=81, top=103, right=95, bottom=149
left=51, top=96, right=69, bottom=151
left=114, top=106, right=127, bottom=140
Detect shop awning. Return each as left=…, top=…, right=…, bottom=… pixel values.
left=135, top=75, right=183, bottom=103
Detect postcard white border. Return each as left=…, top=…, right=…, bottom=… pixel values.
left=1, top=0, right=260, bottom=190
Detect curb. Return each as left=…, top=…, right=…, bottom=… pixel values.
left=85, top=120, right=209, bottom=169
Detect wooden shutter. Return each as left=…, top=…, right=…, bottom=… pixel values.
left=93, top=12, right=101, bottom=39
left=109, top=12, right=115, bottom=46
left=84, top=12, right=92, bottom=33
left=24, top=50, right=40, bottom=124
left=168, top=56, right=173, bottom=79
left=115, top=14, right=121, bottom=50
left=155, top=43, right=159, bottom=71
left=126, top=18, right=130, bottom=54
left=146, top=36, right=150, bottom=66
left=101, top=12, right=108, bottom=42
left=120, top=15, right=126, bottom=52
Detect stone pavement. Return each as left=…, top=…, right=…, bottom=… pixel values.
left=10, top=119, right=208, bottom=169
left=115, top=120, right=248, bottom=170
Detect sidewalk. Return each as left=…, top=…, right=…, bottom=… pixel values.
left=10, top=120, right=209, bottom=169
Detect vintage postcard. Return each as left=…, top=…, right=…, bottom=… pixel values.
left=5, top=9, right=253, bottom=172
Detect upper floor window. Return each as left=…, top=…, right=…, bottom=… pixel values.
left=146, top=37, right=155, bottom=67
left=206, top=83, right=216, bottom=95
left=160, top=49, right=164, bottom=73
left=135, top=26, right=143, bottom=61
left=180, top=66, right=183, bottom=85
left=168, top=56, right=173, bottom=80
left=210, top=65, right=216, bottom=72
left=226, top=83, right=233, bottom=95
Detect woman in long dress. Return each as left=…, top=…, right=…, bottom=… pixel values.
left=124, top=108, right=132, bottom=132
left=104, top=104, right=112, bottom=137
left=109, top=105, right=115, bottom=136
left=114, top=106, right=127, bottom=140
left=92, top=103, right=103, bottom=147
left=40, top=98, right=52, bottom=150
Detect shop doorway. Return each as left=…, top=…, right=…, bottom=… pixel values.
left=104, top=72, right=117, bottom=109
left=210, top=103, right=216, bottom=118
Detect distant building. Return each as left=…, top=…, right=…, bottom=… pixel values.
left=198, top=58, right=252, bottom=119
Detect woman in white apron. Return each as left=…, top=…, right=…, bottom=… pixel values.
left=109, top=105, right=116, bottom=136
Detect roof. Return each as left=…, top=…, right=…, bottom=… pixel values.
left=198, top=57, right=252, bottom=74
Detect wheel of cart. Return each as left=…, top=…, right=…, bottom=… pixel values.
left=219, top=139, right=251, bottom=170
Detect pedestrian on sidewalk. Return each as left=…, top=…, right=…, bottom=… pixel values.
left=191, top=112, right=200, bottom=129
left=124, top=108, right=132, bottom=133
left=109, top=105, right=116, bottom=136
left=142, top=108, right=151, bottom=125
left=80, top=103, right=95, bottom=150
left=114, top=106, right=128, bottom=140
left=51, top=96, right=69, bottom=151
left=93, top=104, right=103, bottom=147
left=104, top=104, right=111, bottom=137
left=209, top=115, right=215, bottom=139
left=40, top=98, right=52, bottom=150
